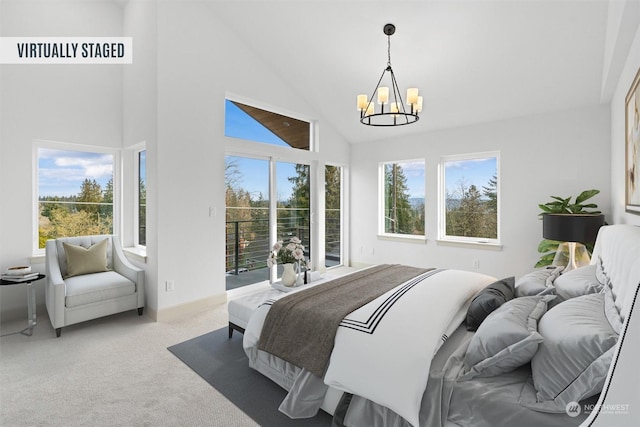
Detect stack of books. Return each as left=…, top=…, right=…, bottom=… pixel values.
left=2, top=268, right=39, bottom=282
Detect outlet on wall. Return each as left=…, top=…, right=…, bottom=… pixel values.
left=166, top=280, right=175, bottom=292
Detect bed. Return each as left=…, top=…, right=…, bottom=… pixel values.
left=242, top=224, right=640, bottom=426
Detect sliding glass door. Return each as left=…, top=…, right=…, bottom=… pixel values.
left=225, top=156, right=311, bottom=289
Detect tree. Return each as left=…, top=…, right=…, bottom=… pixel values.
left=446, top=178, right=497, bottom=239
left=385, top=164, right=415, bottom=234
left=77, top=178, right=103, bottom=216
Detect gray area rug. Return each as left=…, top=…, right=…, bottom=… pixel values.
left=168, top=328, right=333, bottom=426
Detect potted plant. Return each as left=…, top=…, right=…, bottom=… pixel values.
left=536, top=189, right=602, bottom=268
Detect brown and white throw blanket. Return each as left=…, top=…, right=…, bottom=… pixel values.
left=244, top=266, right=496, bottom=426
left=257, top=264, right=432, bottom=377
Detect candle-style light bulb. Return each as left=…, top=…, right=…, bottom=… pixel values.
left=407, top=88, right=419, bottom=105
left=377, top=87, right=389, bottom=104
left=357, top=94, right=368, bottom=111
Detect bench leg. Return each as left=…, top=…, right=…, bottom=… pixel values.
left=56, top=328, right=62, bottom=338
left=138, top=307, right=144, bottom=316
left=228, top=322, right=245, bottom=339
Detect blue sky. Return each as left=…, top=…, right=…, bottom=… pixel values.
left=39, top=148, right=113, bottom=197
left=444, top=157, right=497, bottom=198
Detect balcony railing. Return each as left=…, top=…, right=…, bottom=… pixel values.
left=225, top=208, right=341, bottom=284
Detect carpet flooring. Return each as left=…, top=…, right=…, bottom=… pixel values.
left=168, top=328, right=333, bottom=427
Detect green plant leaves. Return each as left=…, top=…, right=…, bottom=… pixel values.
left=575, top=189, right=599, bottom=204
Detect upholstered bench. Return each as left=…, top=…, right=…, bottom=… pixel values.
left=227, top=266, right=358, bottom=338
left=228, top=287, right=284, bottom=338
left=227, top=271, right=349, bottom=338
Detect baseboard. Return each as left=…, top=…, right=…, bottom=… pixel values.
left=149, top=293, right=228, bottom=322
left=349, top=261, right=373, bottom=269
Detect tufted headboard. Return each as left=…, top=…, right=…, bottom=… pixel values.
left=590, top=224, right=640, bottom=323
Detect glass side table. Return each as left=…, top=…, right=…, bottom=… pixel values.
left=0, top=273, right=46, bottom=337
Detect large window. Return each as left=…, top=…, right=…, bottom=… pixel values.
left=439, top=152, right=499, bottom=243
left=380, top=160, right=425, bottom=237
left=325, top=165, right=342, bottom=267
left=37, top=145, right=115, bottom=250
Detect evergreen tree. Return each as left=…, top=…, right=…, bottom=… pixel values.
left=385, top=164, right=414, bottom=234
left=77, top=178, right=103, bottom=215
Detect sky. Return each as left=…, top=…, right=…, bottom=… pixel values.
left=444, top=157, right=497, bottom=198
left=39, top=148, right=114, bottom=197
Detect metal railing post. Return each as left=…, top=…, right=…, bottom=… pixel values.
left=234, top=221, right=239, bottom=275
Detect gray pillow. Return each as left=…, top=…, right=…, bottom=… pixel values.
left=466, top=277, right=516, bottom=331
left=460, top=295, right=555, bottom=380
left=526, top=293, right=618, bottom=412
left=553, top=264, right=603, bottom=301
left=515, top=266, right=563, bottom=297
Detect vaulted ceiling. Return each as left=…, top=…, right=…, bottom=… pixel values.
left=211, top=1, right=638, bottom=144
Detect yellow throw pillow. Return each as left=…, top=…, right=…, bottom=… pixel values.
left=63, top=239, right=109, bottom=278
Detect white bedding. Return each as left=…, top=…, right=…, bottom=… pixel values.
left=243, top=267, right=495, bottom=426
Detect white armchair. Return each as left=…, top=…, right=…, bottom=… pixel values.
left=45, top=235, right=144, bottom=337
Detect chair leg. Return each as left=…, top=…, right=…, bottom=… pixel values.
left=55, top=328, right=62, bottom=338
left=137, top=307, right=144, bottom=316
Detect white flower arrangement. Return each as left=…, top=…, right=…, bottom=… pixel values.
left=267, top=236, right=306, bottom=267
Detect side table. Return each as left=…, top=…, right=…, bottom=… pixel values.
left=0, top=273, right=46, bottom=337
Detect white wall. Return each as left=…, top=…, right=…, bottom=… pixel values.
left=610, top=5, right=640, bottom=226
left=153, top=2, right=350, bottom=314
left=0, top=0, right=124, bottom=321
left=350, top=105, right=611, bottom=281
left=122, top=0, right=158, bottom=313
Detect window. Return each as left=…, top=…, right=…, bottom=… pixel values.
left=379, top=160, right=425, bottom=237
left=137, top=149, right=147, bottom=247
left=36, top=145, right=116, bottom=251
left=325, top=165, right=342, bottom=267
left=439, top=152, right=499, bottom=243
left=224, top=155, right=311, bottom=290
left=225, top=156, right=270, bottom=290
left=224, top=99, right=311, bottom=150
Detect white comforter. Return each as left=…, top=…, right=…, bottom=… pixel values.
left=244, top=268, right=495, bottom=426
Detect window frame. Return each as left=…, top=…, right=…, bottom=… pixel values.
left=377, top=159, right=426, bottom=241
left=33, top=140, right=120, bottom=256
left=324, top=163, right=344, bottom=268
left=134, top=145, right=146, bottom=248
left=224, top=94, right=315, bottom=152
left=437, top=151, right=501, bottom=246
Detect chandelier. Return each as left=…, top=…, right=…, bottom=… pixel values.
left=357, top=24, right=422, bottom=126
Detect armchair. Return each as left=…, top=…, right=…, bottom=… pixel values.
left=45, top=235, right=144, bottom=337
